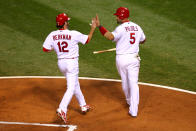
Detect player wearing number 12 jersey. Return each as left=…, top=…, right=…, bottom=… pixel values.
left=42, top=13, right=96, bottom=123
left=95, top=7, right=146, bottom=117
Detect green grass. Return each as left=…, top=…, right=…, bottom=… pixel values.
left=0, top=0, right=195, bottom=91
left=124, top=0, right=196, bottom=29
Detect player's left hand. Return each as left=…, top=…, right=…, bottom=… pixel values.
left=95, top=14, right=101, bottom=27
left=91, top=18, right=97, bottom=29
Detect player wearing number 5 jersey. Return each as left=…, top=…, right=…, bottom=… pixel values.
left=43, top=13, right=96, bottom=123
left=96, top=7, right=146, bottom=117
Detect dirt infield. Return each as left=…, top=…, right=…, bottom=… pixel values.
left=0, top=78, right=196, bottom=131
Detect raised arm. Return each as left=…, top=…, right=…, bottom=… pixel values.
left=95, top=14, right=114, bottom=41
left=86, top=18, right=96, bottom=44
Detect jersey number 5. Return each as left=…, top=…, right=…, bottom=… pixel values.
left=57, top=41, right=69, bottom=52
left=130, top=33, right=135, bottom=44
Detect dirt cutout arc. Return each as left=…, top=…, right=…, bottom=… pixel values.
left=0, top=76, right=195, bottom=131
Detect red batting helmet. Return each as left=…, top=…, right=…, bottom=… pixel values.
left=113, top=7, right=129, bottom=20
left=56, top=13, right=70, bottom=26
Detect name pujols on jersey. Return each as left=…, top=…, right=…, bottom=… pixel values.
left=53, top=34, right=71, bottom=41
left=125, top=26, right=138, bottom=32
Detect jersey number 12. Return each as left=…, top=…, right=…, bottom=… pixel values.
left=57, top=41, right=69, bottom=52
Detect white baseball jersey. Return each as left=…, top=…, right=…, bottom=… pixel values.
left=112, top=21, right=145, bottom=55
left=43, top=29, right=88, bottom=59
left=43, top=29, right=89, bottom=114
left=112, top=21, right=146, bottom=117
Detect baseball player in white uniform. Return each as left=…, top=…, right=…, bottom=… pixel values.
left=95, top=7, right=146, bottom=117
left=42, top=13, right=96, bottom=123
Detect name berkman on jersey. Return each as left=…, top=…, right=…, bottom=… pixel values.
left=53, top=34, right=71, bottom=41
left=125, top=26, right=138, bottom=32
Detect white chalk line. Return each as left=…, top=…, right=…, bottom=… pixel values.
left=0, top=76, right=195, bottom=130
left=0, top=76, right=195, bottom=95
left=0, top=121, right=77, bottom=131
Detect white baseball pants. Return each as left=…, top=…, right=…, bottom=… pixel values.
left=57, top=58, right=87, bottom=114
left=116, top=53, right=140, bottom=117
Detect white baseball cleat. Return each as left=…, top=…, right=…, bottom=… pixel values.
left=56, top=108, right=67, bottom=123
left=81, top=105, right=90, bottom=113
left=128, top=110, right=137, bottom=118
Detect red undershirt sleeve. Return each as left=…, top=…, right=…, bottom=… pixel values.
left=43, top=47, right=51, bottom=52
left=85, top=37, right=90, bottom=44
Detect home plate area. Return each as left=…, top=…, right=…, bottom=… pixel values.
left=0, top=77, right=195, bottom=131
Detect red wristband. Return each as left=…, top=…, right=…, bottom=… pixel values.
left=99, top=26, right=108, bottom=36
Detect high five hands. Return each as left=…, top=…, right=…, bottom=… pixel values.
left=90, top=14, right=100, bottom=28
